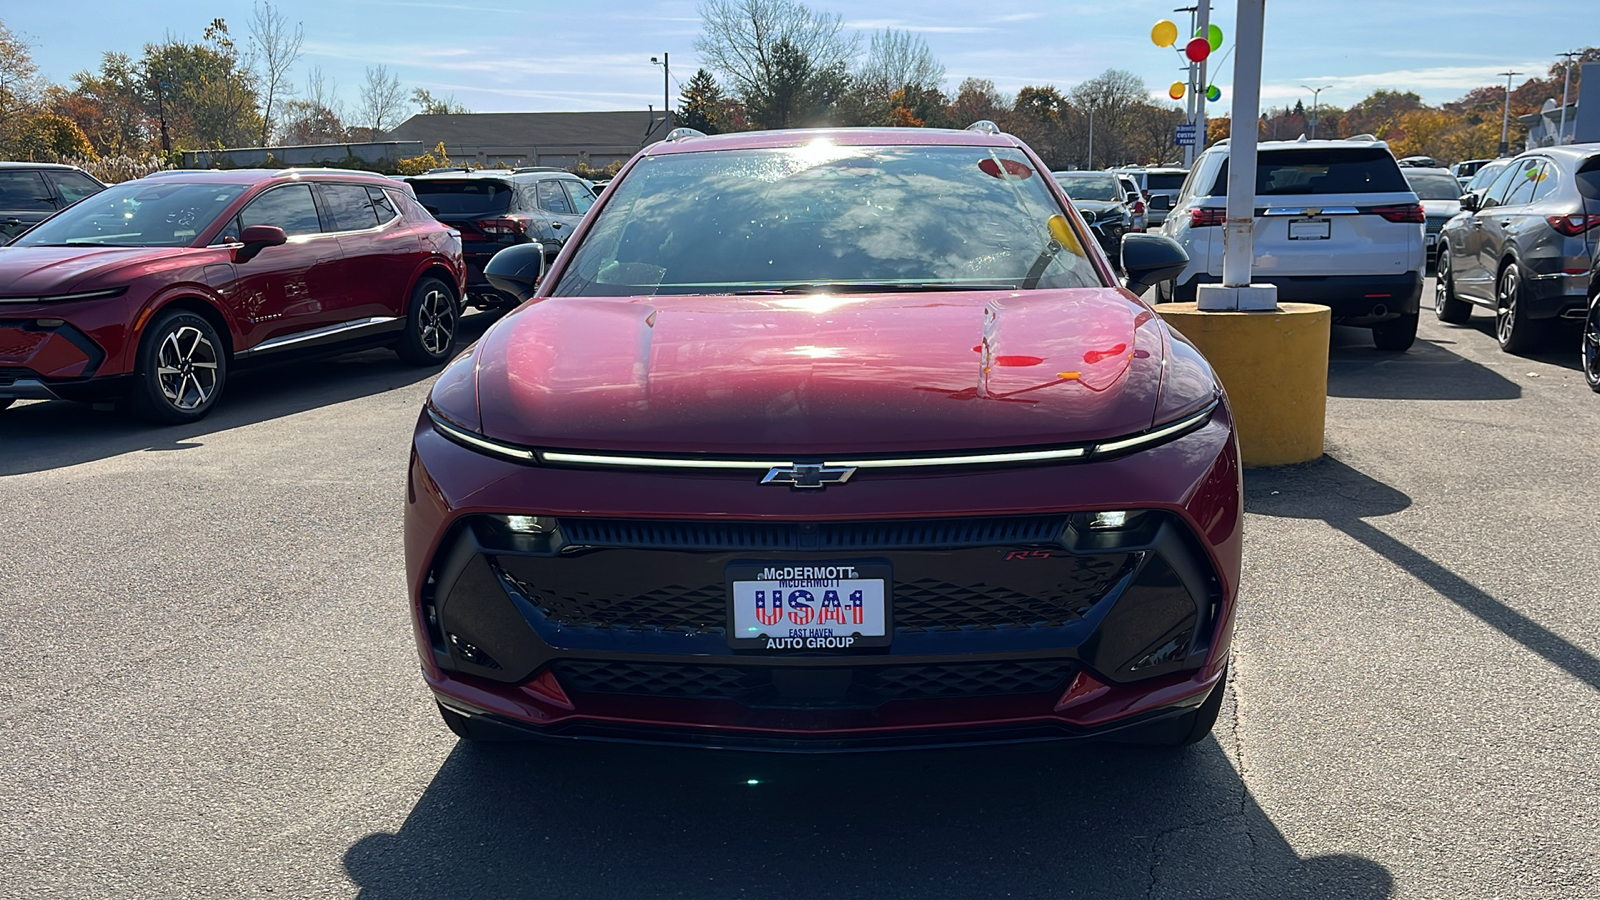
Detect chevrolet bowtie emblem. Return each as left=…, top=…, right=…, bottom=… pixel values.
left=761, top=464, right=857, bottom=489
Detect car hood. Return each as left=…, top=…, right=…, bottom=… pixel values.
left=473, top=289, right=1171, bottom=455
left=1072, top=200, right=1123, bottom=215
left=1421, top=199, right=1461, bottom=218
left=0, top=245, right=189, bottom=295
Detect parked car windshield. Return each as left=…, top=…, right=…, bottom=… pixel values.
left=1403, top=170, right=1462, bottom=200
left=1208, top=148, right=1410, bottom=196
left=1052, top=173, right=1121, bottom=202
left=409, top=179, right=513, bottom=215
left=551, top=143, right=1103, bottom=297
left=11, top=180, right=249, bottom=248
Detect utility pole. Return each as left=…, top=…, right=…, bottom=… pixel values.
left=1175, top=5, right=1199, bottom=167
left=154, top=72, right=172, bottom=152
left=1498, top=69, right=1521, bottom=156
left=1087, top=106, right=1094, bottom=169
left=1300, top=84, right=1331, bottom=139
left=1558, top=52, right=1581, bottom=146
left=651, top=53, right=671, bottom=127
left=1195, top=1, right=1210, bottom=154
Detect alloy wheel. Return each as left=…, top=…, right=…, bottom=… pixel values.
left=418, top=288, right=456, bottom=356
left=1583, top=304, right=1600, bottom=389
left=1496, top=266, right=1520, bottom=346
left=1434, top=253, right=1450, bottom=314
left=155, top=325, right=219, bottom=410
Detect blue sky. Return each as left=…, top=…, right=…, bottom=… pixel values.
left=6, top=1, right=1566, bottom=120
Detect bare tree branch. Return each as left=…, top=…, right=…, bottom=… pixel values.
left=249, top=1, right=304, bottom=145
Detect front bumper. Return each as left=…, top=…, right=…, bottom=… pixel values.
left=0, top=318, right=124, bottom=402
left=405, top=408, right=1242, bottom=750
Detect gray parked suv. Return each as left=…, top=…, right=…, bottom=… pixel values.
left=0, top=162, right=106, bottom=241
left=1434, top=144, right=1599, bottom=353
left=405, top=167, right=597, bottom=307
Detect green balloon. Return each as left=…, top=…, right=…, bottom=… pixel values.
left=1206, top=23, right=1223, bottom=52
left=1206, top=85, right=1222, bottom=102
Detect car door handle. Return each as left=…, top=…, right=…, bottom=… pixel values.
left=1498, top=219, right=1513, bottom=227
left=550, top=222, right=564, bottom=229
left=1, top=217, right=20, bottom=225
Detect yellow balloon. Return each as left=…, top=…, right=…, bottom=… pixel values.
left=1151, top=19, right=1178, bottom=48
left=1169, top=81, right=1186, bottom=100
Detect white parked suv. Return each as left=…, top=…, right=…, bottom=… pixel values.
left=1156, top=137, right=1426, bottom=351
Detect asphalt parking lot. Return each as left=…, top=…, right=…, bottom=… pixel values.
left=3, top=286, right=1597, bottom=899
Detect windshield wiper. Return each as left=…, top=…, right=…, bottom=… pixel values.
left=35, top=241, right=119, bottom=247
left=730, top=281, right=1015, bottom=295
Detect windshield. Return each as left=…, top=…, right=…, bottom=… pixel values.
left=409, top=179, right=513, bottom=215
left=1052, top=173, right=1121, bottom=202
left=1465, top=161, right=1511, bottom=193
left=13, top=180, right=248, bottom=248
left=1404, top=171, right=1462, bottom=200
left=551, top=143, right=1102, bottom=297
left=1208, top=148, right=1410, bottom=196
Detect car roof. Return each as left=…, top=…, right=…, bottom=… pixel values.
left=1209, top=137, right=1393, bottom=153
left=640, top=126, right=1022, bottom=157
left=138, top=168, right=401, bottom=185
left=0, top=161, right=89, bottom=172
left=405, top=168, right=583, bottom=181
left=1516, top=142, right=1600, bottom=162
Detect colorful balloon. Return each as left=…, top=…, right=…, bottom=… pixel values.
left=1206, top=85, right=1222, bottom=102
left=1169, top=82, right=1186, bottom=101
left=1151, top=19, right=1178, bottom=48
left=1206, top=24, right=1223, bottom=52
left=1185, top=37, right=1211, bottom=63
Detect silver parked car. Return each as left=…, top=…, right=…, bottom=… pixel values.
left=1117, top=173, right=1147, bottom=232
left=1401, top=166, right=1462, bottom=273
left=1435, top=144, right=1600, bottom=352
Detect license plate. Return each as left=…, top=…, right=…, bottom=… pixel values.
left=1288, top=217, right=1331, bottom=240
left=726, top=561, right=892, bottom=650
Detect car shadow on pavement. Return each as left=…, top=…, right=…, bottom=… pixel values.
left=0, top=313, right=497, bottom=477
left=1448, top=315, right=1583, bottom=372
left=344, top=733, right=1391, bottom=899
left=1248, top=456, right=1600, bottom=693
left=1325, top=325, right=1520, bottom=401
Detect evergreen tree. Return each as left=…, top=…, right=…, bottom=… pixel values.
left=678, top=69, right=725, bottom=134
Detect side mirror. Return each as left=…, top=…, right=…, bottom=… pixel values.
left=1459, top=191, right=1480, bottom=213
left=1121, top=233, right=1189, bottom=296
left=484, top=242, right=547, bottom=304
left=234, top=224, right=287, bottom=263
left=1149, top=194, right=1172, bottom=211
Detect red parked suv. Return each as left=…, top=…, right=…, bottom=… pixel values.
left=0, top=169, right=465, bottom=422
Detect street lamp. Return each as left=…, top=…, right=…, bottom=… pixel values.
left=650, top=53, right=670, bottom=126
left=1299, top=84, right=1331, bottom=139
left=1498, top=69, right=1521, bottom=156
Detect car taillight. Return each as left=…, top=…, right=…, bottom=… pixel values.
left=1189, top=207, right=1225, bottom=227
left=476, top=216, right=530, bottom=236
left=1370, top=203, right=1425, bottom=223
left=1132, top=199, right=1146, bottom=215
left=1546, top=214, right=1600, bottom=236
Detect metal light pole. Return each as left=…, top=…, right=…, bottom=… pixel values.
left=1195, top=1, right=1210, bottom=153
left=1174, top=5, right=1199, bottom=167
left=1498, top=69, right=1521, bottom=156
left=1558, top=51, right=1581, bottom=145
left=1087, top=106, right=1094, bottom=169
left=650, top=53, right=671, bottom=125
left=1299, top=84, right=1331, bottom=139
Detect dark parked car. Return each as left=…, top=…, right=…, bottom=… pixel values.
left=1051, top=171, right=1134, bottom=261
left=407, top=125, right=1241, bottom=752
left=1585, top=244, right=1600, bottom=393
left=1434, top=144, right=1599, bottom=352
left=405, top=168, right=597, bottom=308
left=0, top=168, right=464, bottom=421
left=0, top=162, right=106, bottom=241
left=1401, top=166, right=1463, bottom=272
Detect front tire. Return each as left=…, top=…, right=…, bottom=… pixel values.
left=397, top=277, right=460, bottom=366
left=127, top=309, right=227, bottom=425
left=1582, top=301, right=1600, bottom=394
left=1372, top=310, right=1419, bottom=352
left=1495, top=262, right=1545, bottom=354
left=1434, top=246, right=1471, bottom=324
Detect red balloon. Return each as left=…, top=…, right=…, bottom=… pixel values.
left=1185, top=36, right=1211, bottom=62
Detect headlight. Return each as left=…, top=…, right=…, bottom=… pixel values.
left=427, top=408, right=536, bottom=462
left=1089, top=402, right=1217, bottom=457
left=0, top=286, right=128, bottom=305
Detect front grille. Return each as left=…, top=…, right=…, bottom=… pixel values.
left=498, top=552, right=1130, bottom=635
left=554, top=659, right=1073, bottom=707
left=556, top=516, right=1068, bottom=551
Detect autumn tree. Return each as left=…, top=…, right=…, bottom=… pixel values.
left=279, top=66, right=347, bottom=144
left=64, top=53, right=150, bottom=155
left=141, top=19, right=264, bottom=148
left=678, top=68, right=727, bottom=133
left=694, top=0, right=856, bottom=126
left=248, top=1, right=304, bottom=145
left=0, top=21, right=47, bottom=155
left=411, top=88, right=470, bottom=116
left=16, top=113, right=96, bottom=160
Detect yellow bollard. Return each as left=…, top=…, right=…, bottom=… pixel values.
left=1156, top=302, right=1330, bottom=467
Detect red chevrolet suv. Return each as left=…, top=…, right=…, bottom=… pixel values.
left=0, top=169, right=465, bottom=423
